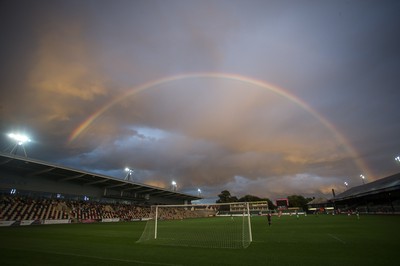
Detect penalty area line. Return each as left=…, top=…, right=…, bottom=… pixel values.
left=6, top=247, right=183, bottom=266
left=327, top=233, right=346, bottom=244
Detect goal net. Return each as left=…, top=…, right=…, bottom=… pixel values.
left=136, top=202, right=253, bottom=249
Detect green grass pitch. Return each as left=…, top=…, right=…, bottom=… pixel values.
left=0, top=214, right=399, bottom=266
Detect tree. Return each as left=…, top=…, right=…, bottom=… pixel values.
left=216, top=190, right=238, bottom=203
left=238, top=194, right=261, bottom=202
left=287, top=195, right=309, bottom=211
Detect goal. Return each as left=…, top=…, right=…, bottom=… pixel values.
left=136, top=202, right=253, bottom=249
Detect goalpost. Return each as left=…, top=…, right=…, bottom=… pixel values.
left=137, top=202, right=253, bottom=249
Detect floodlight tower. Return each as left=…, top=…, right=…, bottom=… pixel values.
left=344, top=181, right=349, bottom=190
left=197, top=188, right=202, bottom=197
left=395, top=156, right=400, bottom=163
left=171, top=180, right=177, bottom=192
left=8, top=133, right=31, bottom=157
left=360, top=174, right=366, bottom=185
left=124, top=167, right=134, bottom=181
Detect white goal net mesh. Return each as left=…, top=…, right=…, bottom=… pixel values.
left=137, top=202, right=252, bottom=249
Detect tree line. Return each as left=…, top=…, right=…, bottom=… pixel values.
left=216, top=190, right=314, bottom=211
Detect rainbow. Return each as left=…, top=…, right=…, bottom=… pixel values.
left=68, top=72, right=370, bottom=176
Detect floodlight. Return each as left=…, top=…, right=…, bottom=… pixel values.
left=395, top=156, right=400, bottom=163
left=360, top=174, right=365, bottom=184
left=171, top=181, right=177, bottom=191
left=7, top=132, right=31, bottom=157
left=8, top=133, right=31, bottom=145
left=124, top=167, right=134, bottom=181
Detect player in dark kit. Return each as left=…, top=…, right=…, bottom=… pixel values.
left=267, top=212, right=272, bottom=226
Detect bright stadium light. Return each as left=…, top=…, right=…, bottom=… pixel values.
left=395, top=156, right=400, bottom=163
left=197, top=188, right=202, bottom=196
left=8, top=133, right=31, bottom=145
left=8, top=133, right=31, bottom=157
left=360, top=174, right=366, bottom=184
left=171, top=180, right=177, bottom=192
left=344, top=181, right=349, bottom=189
left=124, top=167, right=134, bottom=181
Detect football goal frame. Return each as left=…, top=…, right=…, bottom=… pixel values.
left=137, top=202, right=253, bottom=249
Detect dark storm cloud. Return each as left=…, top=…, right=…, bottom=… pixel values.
left=1, top=0, right=399, bottom=200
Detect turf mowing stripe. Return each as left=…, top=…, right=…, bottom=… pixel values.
left=5, top=247, right=183, bottom=266
left=327, top=233, right=346, bottom=244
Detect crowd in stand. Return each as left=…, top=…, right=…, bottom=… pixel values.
left=0, top=194, right=222, bottom=223
left=0, top=195, right=151, bottom=222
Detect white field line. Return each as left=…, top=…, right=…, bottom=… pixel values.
left=327, top=233, right=346, bottom=244
left=6, top=247, right=183, bottom=266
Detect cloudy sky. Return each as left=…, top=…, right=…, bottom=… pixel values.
left=1, top=0, right=399, bottom=201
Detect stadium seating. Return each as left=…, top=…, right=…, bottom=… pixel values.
left=0, top=195, right=151, bottom=222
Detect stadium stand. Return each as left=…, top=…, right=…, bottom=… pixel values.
left=306, top=197, right=335, bottom=214
left=0, top=194, right=151, bottom=222
left=0, top=152, right=200, bottom=205
left=0, top=152, right=202, bottom=226
left=332, top=172, right=400, bottom=214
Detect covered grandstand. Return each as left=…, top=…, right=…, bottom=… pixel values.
left=332, top=172, right=400, bottom=214
left=0, top=152, right=200, bottom=205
